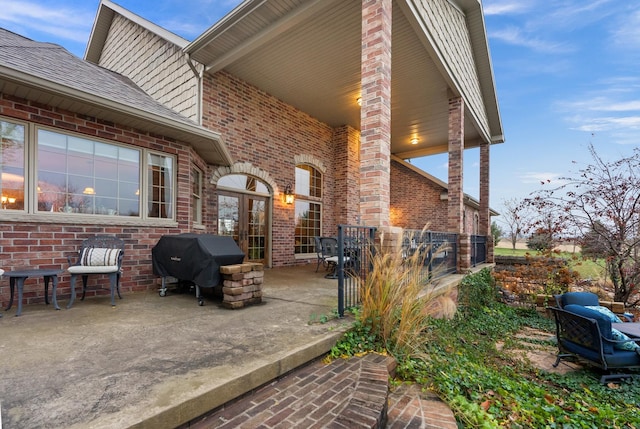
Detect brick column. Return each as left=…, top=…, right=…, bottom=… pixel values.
left=447, top=96, right=469, bottom=270
left=333, top=125, right=361, bottom=225
left=360, top=0, right=392, bottom=227
left=479, top=141, right=493, bottom=263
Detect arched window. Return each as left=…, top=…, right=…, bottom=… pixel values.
left=294, top=165, right=322, bottom=255
left=217, top=174, right=270, bottom=194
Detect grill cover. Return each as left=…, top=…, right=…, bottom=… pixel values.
left=152, top=233, right=245, bottom=288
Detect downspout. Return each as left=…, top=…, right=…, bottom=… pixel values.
left=185, top=53, right=203, bottom=125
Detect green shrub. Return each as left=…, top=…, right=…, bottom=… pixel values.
left=457, top=267, right=500, bottom=314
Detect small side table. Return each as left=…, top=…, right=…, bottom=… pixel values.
left=3, top=269, right=62, bottom=316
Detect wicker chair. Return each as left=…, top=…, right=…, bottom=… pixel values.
left=66, top=235, right=125, bottom=308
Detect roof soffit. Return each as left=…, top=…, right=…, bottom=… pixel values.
left=184, top=0, right=501, bottom=158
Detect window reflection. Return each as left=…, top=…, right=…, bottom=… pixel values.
left=147, top=153, right=173, bottom=219
left=0, top=120, right=25, bottom=210
left=294, top=165, right=322, bottom=254
left=217, top=174, right=269, bottom=194
left=37, top=129, right=140, bottom=216
left=0, top=120, right=176, bottom=220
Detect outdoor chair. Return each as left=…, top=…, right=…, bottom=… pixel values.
left=67, top=235, right=125, bottom=308
left=554, top=291, right=634, bottom=322
left=315, top=236, right=339, bottom=272
left=548, top=306, right=640, bottom=383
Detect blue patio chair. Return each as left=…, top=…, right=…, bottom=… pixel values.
left=555, top=291, right=633, bottom=322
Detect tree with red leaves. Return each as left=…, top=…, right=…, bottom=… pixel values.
left=525, top=144, right=640, bottom=306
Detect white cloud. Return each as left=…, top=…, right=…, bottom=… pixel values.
left=483, top=0, right=533, bottom=16
left=489, top=26, right=574, bottom=53
left=611, top=9, right=640, bottom=48
left=0, top=1, right=93, bottom=42
left=561, top=96, right=640, bottom=112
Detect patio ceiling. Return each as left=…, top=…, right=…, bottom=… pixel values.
left=186, top=0, right=502, bottom=160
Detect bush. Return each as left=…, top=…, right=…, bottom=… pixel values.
left=401, top=270, right=640, bottom=428
left=331, top=231, right=455, bottom=360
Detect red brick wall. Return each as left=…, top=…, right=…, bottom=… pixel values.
left=0, top=93, right=204, bottom=305
left=201, top=71, right=340, bottom=266
left=333, top=125, right=360, bottom=225
left=390, top=160, right=448, bottom=231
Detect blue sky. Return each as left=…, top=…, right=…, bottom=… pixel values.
left=2, top=0, right=639, bottom=222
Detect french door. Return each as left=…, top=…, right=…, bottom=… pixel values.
left=218, top=191, right=268, bottom=263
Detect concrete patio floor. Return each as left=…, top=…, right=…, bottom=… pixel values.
left=0, top=264, right=349, bottom=429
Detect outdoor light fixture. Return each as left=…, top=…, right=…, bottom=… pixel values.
left=83, top=187, right=96, bottom=195
left=410, top=137, right=419, bottom=145
left=357, top=97, right=362, bottom=106
left=284, top=184, right=294, bottom=205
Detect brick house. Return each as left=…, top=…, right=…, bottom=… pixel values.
left=0, top=0, right=503, bottom=305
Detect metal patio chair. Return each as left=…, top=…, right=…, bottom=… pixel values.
left=67, top=235, right=125, bottom=308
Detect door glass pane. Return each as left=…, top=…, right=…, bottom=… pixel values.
left=218, top=195, right=240, bottom=244
left=247, top=197, right=265, bottom=261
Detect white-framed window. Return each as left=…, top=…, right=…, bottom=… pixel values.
left=0, top=119, right=25, bottom=210
left=191, top=166, right=203, bottom=224
left=294, top=164, right=322, bottom=255
left=0, top=116, right=176, bottom=221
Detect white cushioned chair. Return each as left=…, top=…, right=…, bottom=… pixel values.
left=67, top=235, right=125, bottom=308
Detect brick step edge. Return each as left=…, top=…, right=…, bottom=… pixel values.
left=325, top=353, right=393, bottom=428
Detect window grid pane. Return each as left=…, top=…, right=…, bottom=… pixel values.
left=294, top=201, right=321, bottom=254
left=191, top=167, right=202, bottom=224
left=147, top=153, right=173, bottom=219
left=295, top=165, right=321, bottom=198
left=37, top=129, right=140, bottom=216
left=0, top=120, right=26, bottom=211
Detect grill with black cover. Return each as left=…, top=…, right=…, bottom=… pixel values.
left=152, top=233, right=245, bottom=305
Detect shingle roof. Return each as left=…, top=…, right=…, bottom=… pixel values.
left=0, top=27, right=233, bottom=165
left=0, top=28, right=196, bottom=126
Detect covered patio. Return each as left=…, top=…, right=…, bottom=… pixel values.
left=0, top=265, right=341, bottom=428
left=0, top=263, right=471, bottom=428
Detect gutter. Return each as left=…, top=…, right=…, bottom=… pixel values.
left=185, top=53, right=204, bottom=126
left=0, top=65, right=233, bottom=166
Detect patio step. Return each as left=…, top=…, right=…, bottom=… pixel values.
left=184, top=353, right=458, bottom=428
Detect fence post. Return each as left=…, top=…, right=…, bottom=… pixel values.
left=337, top=225, right=345, bottom=317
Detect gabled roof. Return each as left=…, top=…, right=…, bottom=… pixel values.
left=85, top=0, right=190, bottom=63
left=0, top=27, right=233, bottom=166
left=86, top=0, right=503, bottom=160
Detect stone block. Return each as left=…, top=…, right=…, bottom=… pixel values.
left=242, top=284, right=260, bottom=293
left=220, top=265, right=242, bottom=274
left=222, top=300, right=245, bottom=309
left=223, top=279, right=242, bottom=288
left=224, top=292, right=253, bottom=302
left=223, top=286, right=243, bottom=296
left=226, top=272, right=245, bottom=281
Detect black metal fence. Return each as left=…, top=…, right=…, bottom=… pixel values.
left=471, top=234, right=487, bottom=266
left=337, top=224, right=376, bottom=317
left=402, top=229, right=458, bottom=281
left=335, top=226, right=459, bottom=317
